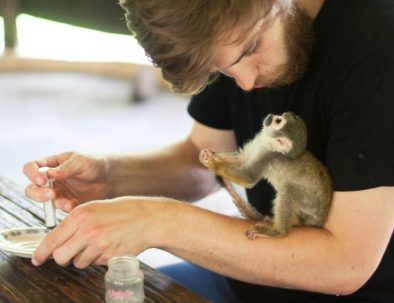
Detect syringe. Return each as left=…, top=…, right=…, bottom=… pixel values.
left=38, top=167, right=57, bottom=229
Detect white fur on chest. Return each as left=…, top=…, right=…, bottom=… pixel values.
left=242, top=130, right=272, bottom=168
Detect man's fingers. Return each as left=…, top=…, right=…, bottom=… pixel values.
left=37, top=152, right=74, bottom=169
left=32, top=216, right=78, bottom=266
left=54, top=197, right=79, bottom=212
left=51, top=234, right=87, bottom=267
left=73, top=246, right=103, bottom=269
left=25, top=184, right=55, bottom=202
left=23, top=161, right=46, bottom=186
left=25, top=184, right=79, bottom=211
left=23, top=152, right=75, bottom=184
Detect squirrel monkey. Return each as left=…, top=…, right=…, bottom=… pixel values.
left=199, top=112, right=332, bottom=240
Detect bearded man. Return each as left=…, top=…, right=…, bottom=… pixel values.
left=24, top=1, right=394, bottom=302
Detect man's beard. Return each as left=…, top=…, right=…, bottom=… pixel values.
left=254, top=6, right=314, bottom=88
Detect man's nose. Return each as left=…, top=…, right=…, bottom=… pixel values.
left=233, top=70, right=256, bottom=91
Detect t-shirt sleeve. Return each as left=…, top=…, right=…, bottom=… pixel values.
left=326, top=45, right=394, bottom=191
left=187, top=76, right=233, bottom=130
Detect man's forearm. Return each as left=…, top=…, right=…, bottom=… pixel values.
left=156, top=201, right=369, bottom=296
left=105, top=139, right=217, bottom=200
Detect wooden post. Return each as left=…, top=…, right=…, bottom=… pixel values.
left=1, top=0, right=18, bottom=49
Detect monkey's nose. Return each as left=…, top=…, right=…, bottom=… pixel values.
left=264, top=114, right=273, bottom=126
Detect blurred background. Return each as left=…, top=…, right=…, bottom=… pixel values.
left=0, top=0, right=236, bottom=267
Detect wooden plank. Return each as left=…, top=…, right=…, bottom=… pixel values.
left=18, top=0, right=129, bottom=35
left=0, top=177, right=210, bottom=302
left=0, top=177, right=66, bottom=224
left=0, top=196, right=45, bottom=227
left=0, top=254, right=104, bottom=302
left=0, top=0, right=18, bottom=49
left=0, top=207, right=28, bottom=228
left=0, top=56, right=171, bottom=90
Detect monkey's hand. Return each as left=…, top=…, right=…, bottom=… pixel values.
left=199, top=149, right=256, bottom=188
left=199, top=149, right=219, bottom=172
left=199, top=149, right=242, bottom=173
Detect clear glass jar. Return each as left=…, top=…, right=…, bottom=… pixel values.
left=105, top=256, right=145, bottom=303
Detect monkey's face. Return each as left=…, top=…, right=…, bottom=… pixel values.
left=262, top=112, right=307, bottom=158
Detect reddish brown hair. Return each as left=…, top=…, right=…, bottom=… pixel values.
left=119, top=0, right=292, bottom=94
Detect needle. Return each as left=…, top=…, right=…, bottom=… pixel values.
left=38, top=167, right=57, bottom=229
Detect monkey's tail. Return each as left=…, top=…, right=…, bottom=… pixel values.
left=218, top=176, right=264, bottom=220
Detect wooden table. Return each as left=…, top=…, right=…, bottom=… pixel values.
left=0, top=177, right=210, bottom=302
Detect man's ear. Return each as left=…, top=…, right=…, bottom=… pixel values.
left=275, top=137, right=293, bottom=154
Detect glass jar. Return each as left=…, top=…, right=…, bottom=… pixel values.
left=105, top=256, right=145, bottom=303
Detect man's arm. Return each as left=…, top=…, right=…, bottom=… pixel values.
left=31, top=122, right=393, bottom=295
left=106, top=121, right=238, bottom=201
left=157, top=185, right=394, bottom=295
left=151, top=123, right=394, bottom=296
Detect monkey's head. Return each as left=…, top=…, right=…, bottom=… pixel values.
left=262, top=112, right=307, bottom=158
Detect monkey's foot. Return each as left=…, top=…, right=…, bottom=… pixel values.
left=245, top=229, right=269, bottom=240
left=245, top=222, right=287, bottom=240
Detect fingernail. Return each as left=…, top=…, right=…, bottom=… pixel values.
left=31, top=258, right=39, bottom=266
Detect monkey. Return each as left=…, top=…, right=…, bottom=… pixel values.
left=199, top=112, right=332, bottom=240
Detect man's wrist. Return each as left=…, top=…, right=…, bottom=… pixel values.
left=149, top=199, right=185, bottom=250
left=104, top=153, right=130, bottom=198
left=100, top=153, right=112, bottom=198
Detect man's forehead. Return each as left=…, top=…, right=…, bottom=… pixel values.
left=211, top=19, right=266, bottom=72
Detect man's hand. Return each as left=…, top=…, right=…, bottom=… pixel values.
left=31, top=196, right=171, bottom=268
left=23, top=152, right=110, bottom=212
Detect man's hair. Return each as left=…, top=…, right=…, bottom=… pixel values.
left=119, top=0, right=291, bottom=94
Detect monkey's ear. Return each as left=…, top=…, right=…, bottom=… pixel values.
left=275, top=137, right=293, bottom=154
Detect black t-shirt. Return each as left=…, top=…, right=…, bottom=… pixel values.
left=188, top=0, right=394, bottom=302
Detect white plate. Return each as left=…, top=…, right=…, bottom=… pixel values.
left=0, top=227, right=49, bottom=258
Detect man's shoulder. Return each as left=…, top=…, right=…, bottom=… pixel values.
left=347, top=0, right=394, bottom=40
left=321, top=0, right=394, bottom=49
left=310, top=0, right=394, bottom=91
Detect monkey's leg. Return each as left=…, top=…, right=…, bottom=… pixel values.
left=246, top=194, right=296, bottom=240
left=296, top=190, right=330, bottom=228
left=199, top=149, right=259, bottom=188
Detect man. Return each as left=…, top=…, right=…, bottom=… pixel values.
left=23, top=0, right=394, bottom=302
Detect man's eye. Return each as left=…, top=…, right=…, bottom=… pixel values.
left=245, top=39, right=260, bottom=56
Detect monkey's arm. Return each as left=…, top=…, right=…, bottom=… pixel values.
left=158, top=187, right=394, bottom=295
left=107, top=121, right=237, bottom=201
left=199, top=149, right=260, bottom=188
